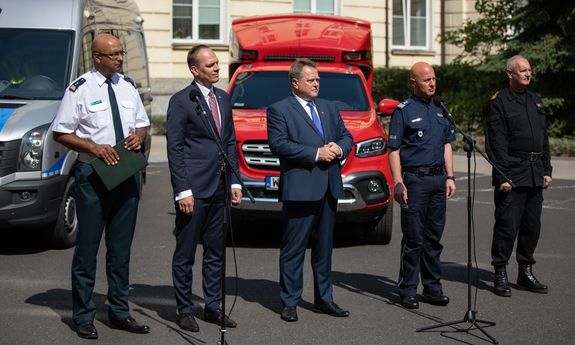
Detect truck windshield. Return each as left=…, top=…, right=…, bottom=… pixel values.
left=0, top=29, right=73, bottom=100
left=230, top=71, right=370, bottom=111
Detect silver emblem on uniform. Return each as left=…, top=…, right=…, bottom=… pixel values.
left=417, top=130, right=423, bottom=138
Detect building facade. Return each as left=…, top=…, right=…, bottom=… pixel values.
left=134, top=0, right=479, bottom=116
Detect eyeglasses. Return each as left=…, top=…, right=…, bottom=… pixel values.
left=95, top=51, right=126, bottom=59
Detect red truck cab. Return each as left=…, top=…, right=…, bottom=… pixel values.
left=228, top=14, right=397, bottom=244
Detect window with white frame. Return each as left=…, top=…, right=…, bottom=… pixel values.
left=393, top=0, right=430, bottom=49
left=294, top=0, right=339, bottom=15
left=173, top=0, right=225, bottom=42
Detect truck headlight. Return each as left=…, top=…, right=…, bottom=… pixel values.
left=19, top=124, right=49, bottom=171
left=355, top=137, right=386, bottom=158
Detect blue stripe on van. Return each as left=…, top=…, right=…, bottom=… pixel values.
left=42, top=152, right=68, bottom=178
left=0, top=108, right=16, bottom=132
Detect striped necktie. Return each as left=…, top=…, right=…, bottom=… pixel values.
left=208, top=90, right=221, bottom=134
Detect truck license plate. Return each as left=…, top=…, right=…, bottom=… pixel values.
left=265, top=176, right=279, bottom=190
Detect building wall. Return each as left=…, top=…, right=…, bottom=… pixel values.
left=134, top=0, right=479, bottom=116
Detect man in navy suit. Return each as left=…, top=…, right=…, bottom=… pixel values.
left=267, top=58, right=354, bottom=322
left=167, top=45, right=242, bottom=332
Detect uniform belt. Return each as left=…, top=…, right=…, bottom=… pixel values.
left=509, top=151, right=542, bottom=162
left=403, top=166, right=444, bottom=176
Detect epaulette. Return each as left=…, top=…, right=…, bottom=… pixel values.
left=124, top=76, right=137, bottom=88
left=396, top=100, right=409, bottom=109
left=68, top=77, right=86, bottom=92
left=490, top=90, right=500, bottom=100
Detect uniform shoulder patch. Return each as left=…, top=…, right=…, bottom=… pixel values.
left=68, top=77, right=86, bottom=92
left=123, top=76, right=137, bottom=88
left=490, top=90, right=500, bottom=100
left=397, top=100, right=409, bottom=109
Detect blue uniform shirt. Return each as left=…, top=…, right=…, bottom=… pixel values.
left=388, top=96, right=455, bottom=167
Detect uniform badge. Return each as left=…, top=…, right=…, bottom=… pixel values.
left=68, top=77, right=86, bottom=92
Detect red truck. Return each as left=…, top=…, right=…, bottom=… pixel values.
left=228, top=14, right=398, bottom=244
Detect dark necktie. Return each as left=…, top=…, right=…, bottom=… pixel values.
left=106, top=78, right=124, bottom=143
left=307, top=101, right=324, bottom=137
left=208, top=90, right=221, bottom=134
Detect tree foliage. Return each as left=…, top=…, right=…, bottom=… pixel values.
left=441, top=0, right=575, bottom=134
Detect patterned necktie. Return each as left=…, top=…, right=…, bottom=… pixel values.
left=208, top=90, right=221, bottom=134
left=307, top=101, right=324, bottom=137
left=105, top=78, right=124, bottom=143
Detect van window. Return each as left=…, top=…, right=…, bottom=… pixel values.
left=0, top=29, right=73, bottom=100
left=230, top=71, right=369, bottom=111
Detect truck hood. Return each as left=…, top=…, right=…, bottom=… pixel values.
left=233, top=108, right=377, bottom=132
left=0, top=100, right=61, bottom=141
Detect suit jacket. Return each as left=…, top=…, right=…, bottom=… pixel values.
left=267, top=95, right=353, bottom=202
left=166, top=82, right=240, bottom=199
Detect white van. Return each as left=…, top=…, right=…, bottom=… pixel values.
left=0, top=0, right=152, bottom=247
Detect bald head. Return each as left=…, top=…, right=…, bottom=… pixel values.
left=410, top=62, right=436, bottom=99
left=92, top=33, right=124, bottom=78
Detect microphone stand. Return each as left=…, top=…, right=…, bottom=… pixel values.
left=191, top=94, right=255, bottom=345
left=416, top=108, right=512, bottom=345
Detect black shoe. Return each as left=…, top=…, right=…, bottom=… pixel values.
left=401, top=296, right=419, bottom=309
left=517, top=264, right=548, bottom=294
left=494, top=266, right=512, bottom=297
left=313, top=302, right=350, bottom=317
left=422, top=293, right=450, bottom=306
left=110, top=316, right=150, bottom=334
left=204, top=308, right=237, bottom=328
left=177, top=313, right=199, bottom=332
left=76, top=320, right=98, bottom=339
left=280, top=306, right=298, bottom=322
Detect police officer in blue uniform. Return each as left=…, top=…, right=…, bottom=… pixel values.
left=485, top=55, right=552, bottom=297
left=388, top=62, right=456, bottom=310
left=52, top=34, right=150, bottom=339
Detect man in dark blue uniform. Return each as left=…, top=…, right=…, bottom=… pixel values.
left=388, top=62, right=456, bottom=310
left=485, top=55, right=552, bottom=297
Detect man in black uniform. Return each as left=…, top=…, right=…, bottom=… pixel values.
left=388, top=62, right=456, bottom=309
left=485, top=55, right=552, bottom=297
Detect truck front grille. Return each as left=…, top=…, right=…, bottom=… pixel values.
left=0, top=140, right=20, bottom=177
left=242, top=141, right=280, bottom=172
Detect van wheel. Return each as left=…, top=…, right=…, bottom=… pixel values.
left=364, top=202, right=393, bottom=245
left=51, top=177, right=78, bottom=248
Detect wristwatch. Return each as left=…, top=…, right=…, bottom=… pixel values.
left=446, top=175, right=455, bottom=181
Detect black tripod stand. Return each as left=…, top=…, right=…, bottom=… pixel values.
left=189, top=90, right=255, bottom=345
left=416, top=97, right=512, bottom=344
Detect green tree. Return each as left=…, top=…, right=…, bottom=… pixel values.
left=442, top=0, right=575, bottom=133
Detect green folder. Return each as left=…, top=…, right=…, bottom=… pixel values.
left=90, top=139, right=148, bottom=191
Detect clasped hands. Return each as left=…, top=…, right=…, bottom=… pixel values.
left=318, top=142, right=342, bottom=162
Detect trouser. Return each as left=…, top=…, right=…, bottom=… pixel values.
left=397, top=173, right=446, bottom=297
left=172, top=178, right=225, bottom=315
left=279, top=193, right=337, bottom=307
left=72, top=162, right=140, bottom=324
left=491, top=186, right=543, bottom=267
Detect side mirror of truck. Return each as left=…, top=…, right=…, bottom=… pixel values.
left=376, top=98, right=400, bottom=125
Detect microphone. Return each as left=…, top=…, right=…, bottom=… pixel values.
left=432, top=95, right=455, bottom=125
left=189, top=89, right=209, bottom=116
left=189, top=89, right=203, bottom=106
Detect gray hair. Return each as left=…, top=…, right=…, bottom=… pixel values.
left=506, top=55, right=526, bottom=71
left=289, top=58, right=317, bottom=81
